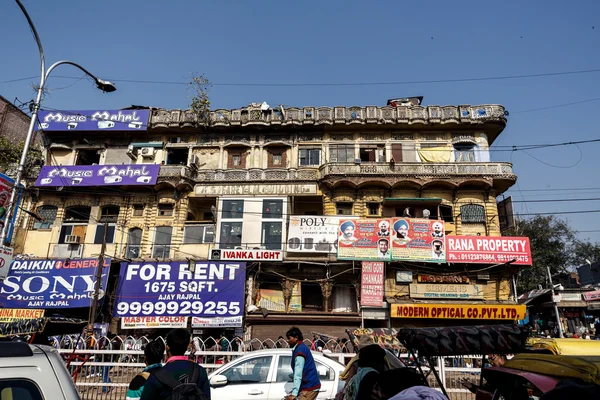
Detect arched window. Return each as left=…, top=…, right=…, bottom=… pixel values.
left=460, top=204, right=485, bottom=224
left=95, top=206, right=119, bottom=244
left=454, top=143, right=476, bottom=162
left=33, top=205, right=57, bottom=230
left=126, top=228, right=142, bottom=259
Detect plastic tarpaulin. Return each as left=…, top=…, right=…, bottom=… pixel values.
left=347, top=328, right=403, bottom=350
left=397, top=324, right=529, bottom=357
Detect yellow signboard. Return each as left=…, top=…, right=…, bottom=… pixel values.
left=0, top=308, right=44, bottom=323
left=409, top=283, right=484, bottom=300
left=391, top=303, right=526, bottom=320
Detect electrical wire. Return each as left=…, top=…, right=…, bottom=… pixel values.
left=4, top=67, right=600, bottom=87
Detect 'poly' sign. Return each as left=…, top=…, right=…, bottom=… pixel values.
left=287, top=216, right=355, bottom=254
left=361, top=262, right=385, bottom=307
left=192, top=316, right=244, bottom=328
left=35, top=165, right=160, bottom=187
left=446, top=236, right=531, bottom=265
left=114, top=262, right=245, bottom=326
left=37, top=109, right=150, bottom=131
left=0, top=258, right=111, bottom=308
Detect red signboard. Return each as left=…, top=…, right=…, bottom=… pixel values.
left=583, top=290, right=600, bottom=302
left=361, top=261, right=385, bottom=307
left=446, top=236, right=531, bottom=265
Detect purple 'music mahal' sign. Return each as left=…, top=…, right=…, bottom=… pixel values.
left=37, top=109, right=150, bottom=131
left=35, top=164, right=160, bottom=187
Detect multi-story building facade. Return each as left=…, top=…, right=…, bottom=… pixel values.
left=6, top=100, right=529, bottom=339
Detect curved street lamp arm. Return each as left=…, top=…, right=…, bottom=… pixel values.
left=15, top=0, right=45, bottom=80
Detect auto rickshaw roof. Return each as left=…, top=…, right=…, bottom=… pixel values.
left=397, top=324, right=528, bottom=357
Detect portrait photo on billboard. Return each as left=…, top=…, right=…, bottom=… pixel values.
left=337, top=219, right=391, bottom=261
left=391, top=218, right=446, bottom=263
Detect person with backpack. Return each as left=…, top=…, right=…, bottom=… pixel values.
left=141, top=328, right=211, bottom=400
left=285, top=327, right=321, bottom=400
left=126, top=339, right=165, bottom=400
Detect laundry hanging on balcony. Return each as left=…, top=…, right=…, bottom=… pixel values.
left=417, top=146, right=451, bottom=163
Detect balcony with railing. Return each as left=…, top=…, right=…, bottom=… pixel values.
left=319, top=162, right=515, bottom=177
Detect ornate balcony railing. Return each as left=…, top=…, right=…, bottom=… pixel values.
left=196, top=168, right=319, bottom=182
left=150, top=104, right=506, bottom=129
left=158, top=165, right=194, bottom=179
left=319, top=162, right=515, bottom=178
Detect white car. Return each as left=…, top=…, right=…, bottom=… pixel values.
left=208, top=349, right=345, bottom=400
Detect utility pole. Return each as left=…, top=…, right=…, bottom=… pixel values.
left=547, top=266, right=564, bottom=338
left=88, top=221, right=108, bottom=328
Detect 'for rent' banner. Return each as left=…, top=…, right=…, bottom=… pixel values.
left=114, top=262, right=245, bottom=327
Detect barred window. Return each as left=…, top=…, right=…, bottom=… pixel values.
left=33, top=206, right=57, bottom=230
left=460, top=204, right=485, bottom=223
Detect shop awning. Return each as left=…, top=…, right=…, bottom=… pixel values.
left=539, top=300, right=588, bottom=308
left=0, top=317, right=87, bottom=337
left=588, top=303, right=600, bottom=311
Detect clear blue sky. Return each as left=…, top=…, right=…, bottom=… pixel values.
left=1, top=0, right=599, bottom=246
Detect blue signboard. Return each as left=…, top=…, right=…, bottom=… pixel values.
left=0, top=172, right=22, bottom=243
left=114, top=262, right=246, bottom=320
left=0, top=258, right=111, bottom=308
left=35, top=164, right=160, bottom=187
left=37, top=109, right=150, bottom=131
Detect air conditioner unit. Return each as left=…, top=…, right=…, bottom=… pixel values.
left=191, top=155, right=202, bottom=170
left=126, top=145, right=138, bottom=160
left=354, top=158, right=362, bottom=164
left=64, top=235, right=81, bottom=244
left=140, top=147, right=156, bottom=158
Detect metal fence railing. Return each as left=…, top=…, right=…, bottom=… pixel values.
left=53, top=335, right=482, bottom=400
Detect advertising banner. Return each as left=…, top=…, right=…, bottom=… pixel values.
left=258, top=283, right=302, bottom=312
left=337, top=219, right=391, bottom=261
left=391, top=218, right=446, bottom=262
left=287, top=216, right=355, bottom=254
left=391, top=303, right=526, bottom=320
left=121, top=316, right=188, bottom=330
left=0, top=246, right=13, bottom=281
left=417, top=274, right=470, bottom=284
left=35, top=164, right=160, bottom=187
left=37, top=109, right=150, bottom=132
left=409, top=283, right=484, bottom=300
left=191, top=316, right=243, bottom=328
left=446, top=236, right=532, bottom=265
left=114, top=262, right=245, bottom=325
left=0, top=172, right=23, bottom=243
left=0, top=308, right=44, bottom=323
left=0, top=258, right=111, bottom=308
left=583, top=290, right=600, bottom=302
left=361, top=262, right=385, bottom=307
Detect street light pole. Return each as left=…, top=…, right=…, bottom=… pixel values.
left=1, top=0, right=116, bottom=246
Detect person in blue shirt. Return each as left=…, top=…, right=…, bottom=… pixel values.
left=285, top=327, right=321, bottom=400
left=126, top=339, right=165, bottom=400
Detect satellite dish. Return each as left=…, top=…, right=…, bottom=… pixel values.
left=260, top=102, right=270, bottom=111
left=97, top=289, right=105, bottom=300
